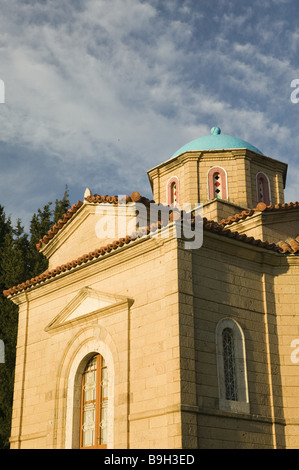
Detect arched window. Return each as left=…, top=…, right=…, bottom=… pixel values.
left=213, top=172, right=222, bottom=199
left=222, top=328, right=238, bottom=401
left=208, top=167, right=228, bottom=200
left=256, top=172, right=271, bottom=206
left=167, top=176, right=179, bottom=207
left=80, top=354, right=108, bottom=449
left=216, top=318, right=249, bottom=414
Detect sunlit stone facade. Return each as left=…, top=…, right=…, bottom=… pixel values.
left=5, top=128, right=299, bottom=449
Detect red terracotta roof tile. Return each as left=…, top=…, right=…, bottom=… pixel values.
left=84, top=191, right=154, bottom=206
left=265, top=202, right=299, bottom=211
left=36, top=200, right=84, bottom=251
left=277, top=241, right=293, bottom=254
left=201, top=217, right=281, bottom=252
left=220, top=201, right=299, bottom=226
left=4, top=214, right=288, bottom=299
left=36, top=192, right=155, bottom=251
left=219, top=209, right=256, bottom=226
left=277, top=236, right=299, bottom=254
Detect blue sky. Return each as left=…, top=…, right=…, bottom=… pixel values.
left=1, top=0, right=299, bottom=230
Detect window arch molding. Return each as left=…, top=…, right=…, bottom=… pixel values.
left=256, top=171, right=271, bottom=206
left=208, top=166, right=228, bottom=200
left=216, top=318, right=249, bottom=414
left=166, top=176, right=180, bottom=207
left=64, top=338, right=115, bottom=449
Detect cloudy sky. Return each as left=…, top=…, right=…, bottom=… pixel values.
left=1, top=0, right=299, bottom=230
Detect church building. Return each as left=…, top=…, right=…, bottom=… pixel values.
left=4, top=126, right=299, bottom=449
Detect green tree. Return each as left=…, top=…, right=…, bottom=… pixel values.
left=0, top=206, right=11, bottom=252
left=53, top=185, right=70, bottom=225
left=29, top=202, right=54, bottom=276
left=29, top=186, right=70, bottom=277
left=0, top=211, right=23, bottom=449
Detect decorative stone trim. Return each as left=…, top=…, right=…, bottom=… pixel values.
left=216, top=318, right=250, bottom=415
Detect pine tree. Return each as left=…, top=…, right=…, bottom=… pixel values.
left=0, top=294, right=17, bottom=449
left=0, top=210, right=19, bottom=449
left=53, top=185, right=70, bottom=225
left=28, top=202, right=54, bottom=277
left=29, top=186, right=70, bottom=277
left=0, top=206, right=11, bottom=252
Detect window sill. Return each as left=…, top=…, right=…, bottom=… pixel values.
left=219, top=399, right=250, bottom=414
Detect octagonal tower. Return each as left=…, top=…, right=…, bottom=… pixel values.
left=147, top=127, right=288, bottom=221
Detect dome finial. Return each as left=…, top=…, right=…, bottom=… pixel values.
left=211, top=126, right=221, bottom=135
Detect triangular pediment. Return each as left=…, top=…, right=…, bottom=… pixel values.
left=45, top=287, right=133, bottom=332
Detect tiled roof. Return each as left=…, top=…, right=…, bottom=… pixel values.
left=38, top=197, right=299, bottom=252
left=277, top=236, right=299, bottom=254
left=202, top=217, right=281, bottom=252
left=84, top=192, right=154, bottom=206
left=3, top=216, right=286, bottom=299
left=36, top=200, right=84, bottom=251
left=3, top=234, right=136, bottom=298
left=219, top=208, right=256, bottom=226
left=220, top=201, right=299, bottom=226
left=36, top=192, right=154, bottom=251
left=3, top=217, right=169, bottom=298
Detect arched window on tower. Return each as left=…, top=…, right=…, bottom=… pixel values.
left=80, top=354, right=108, bottom=449
left=256, top=172, right=271, bottom=206
left=213, top=172, right=222, bottom=199
left=208, top=167, right=228, bottom=200
left=216, top=318, right=249, bottom=414
left=167, top=176, right=179, bottom=207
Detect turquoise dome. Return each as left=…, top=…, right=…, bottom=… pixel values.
left=171, top=127, right=263, bottom=157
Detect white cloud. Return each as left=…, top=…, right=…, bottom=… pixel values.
left=0, top=0, right=299, bottom=230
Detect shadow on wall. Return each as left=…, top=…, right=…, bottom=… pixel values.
left=189, top=238, right=288, bottom=449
